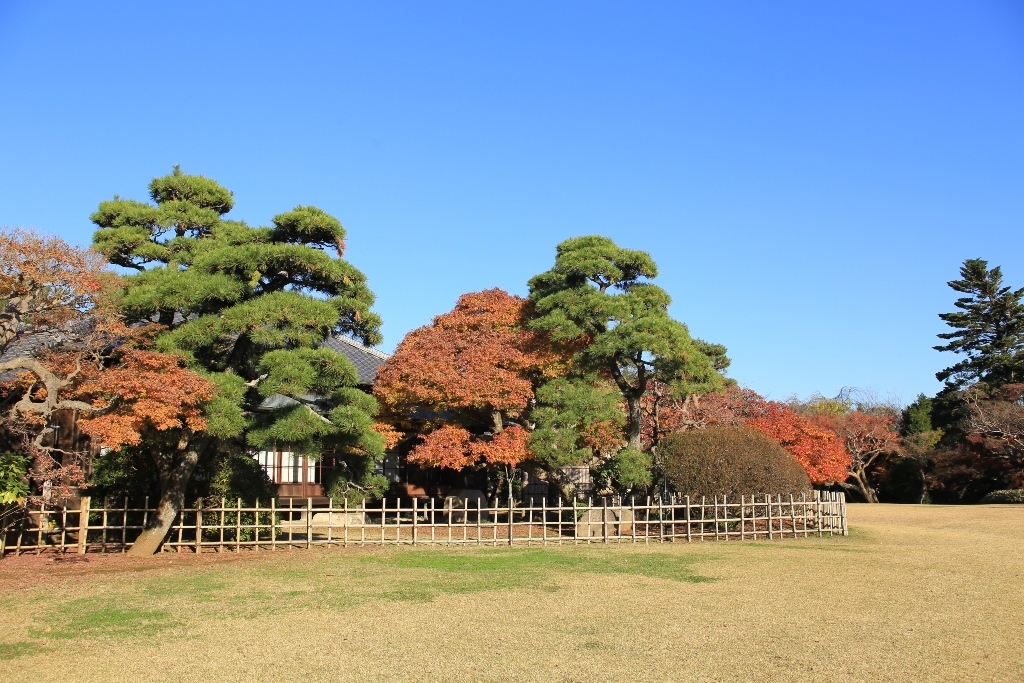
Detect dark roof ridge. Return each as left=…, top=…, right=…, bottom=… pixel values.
left=328, top=333, right=391, bottom=360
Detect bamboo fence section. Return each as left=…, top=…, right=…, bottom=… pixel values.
left=1, top=491, right=846, bottom=556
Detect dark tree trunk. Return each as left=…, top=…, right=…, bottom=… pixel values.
left=519, top=461, right=576, bottom=503
left=842, top=471, right=879, bottom=503
left=128, top=434, right=210, bottom=555
left=625, top=391, right=644, bottom=451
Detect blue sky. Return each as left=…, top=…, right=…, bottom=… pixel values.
left=2, top=1, right=1022, bottom=406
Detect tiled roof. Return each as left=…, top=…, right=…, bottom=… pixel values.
left=0, top=327, right=78, bottom=381
left=322, top=334, right=390, bottom=386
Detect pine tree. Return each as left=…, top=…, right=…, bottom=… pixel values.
left=900, top=394, right=934, bottom=437
left=935, top=259, right=1024, bottom=390
left=527, top=235, right=727, bottom=464
left=91, top=168, right=384, bottom=553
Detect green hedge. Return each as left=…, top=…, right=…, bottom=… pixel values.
left=662, top=425, right=811, bottom=498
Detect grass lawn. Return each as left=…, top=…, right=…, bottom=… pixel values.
left=1, top=504, right=1022, bottom=682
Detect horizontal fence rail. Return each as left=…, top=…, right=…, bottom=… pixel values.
left=2, top=491, right=846, bottom=556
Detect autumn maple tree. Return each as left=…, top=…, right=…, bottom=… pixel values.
left=0, top=229, right=214, bottom=502
left=805, top=408, right=901, bottom=502
left=374, top=289, right=555, bottom=496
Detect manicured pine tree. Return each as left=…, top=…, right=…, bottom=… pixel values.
left=527, top=235, right=727, bottom=489
left=92, top=167, right=385, bottom=554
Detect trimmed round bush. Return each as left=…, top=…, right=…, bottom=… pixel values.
left=662, top=425, right=811, bottom=497
left=979, top=489, right=1024, bottom=504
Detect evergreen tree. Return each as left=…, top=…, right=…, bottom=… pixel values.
left=900, top=394, right=934, bottom=437
left=935, top=259, right=1024, bottom=390
left=527, top=235, right=726, bottom=461
left=91, top=168, right=384, bottom=553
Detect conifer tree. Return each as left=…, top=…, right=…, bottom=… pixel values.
left=92, top=168, right=384, bottom=554
left=935, top=259, right=1024, bottom=390
left=527, top=236, right=727, bottom=479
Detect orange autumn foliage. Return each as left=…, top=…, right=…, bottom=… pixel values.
left=408, top=424, right=530, bottom=471
left=0, top=228, right=113, bottom=348
left=374, top=289, right=563, bottom=416
left=745, top=403, right=850, bottom=484
left=371, top=421, right=404, bottom=451
left=72, top=348, right=214, bottom=449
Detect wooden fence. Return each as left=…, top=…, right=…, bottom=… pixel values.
left=1, top=490, right=846, bottom=556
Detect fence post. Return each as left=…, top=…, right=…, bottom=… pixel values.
left=254, top=499, right=261, bottom=551
left=306, top=497, right=313, bottom=549
left=508, top=496, right=514, bottom=547
left=37, top=500, right=46, bottom=555
left=815, top=490, right=823, bottom=537
left=142, top=495, right=149, bottom=544
left=658, top=497, right=664, bottom=543
left=288, top=497, right=294, bottom=549
left=78, top=496, right=91, bottom=554
left=326, top=497, right=333, bottom=545
left=740, top=495, right=746, bottom=541
left=413, top=497, right=419, bottom=546
left=713, top=496, right=720, bottom=541
left=684, top=495, right=691, bottom=543
left=841, top=492, right=848, bottom=536
left=195, top=499, right=203, bottom=554
left=271, top=498, right=277, bottom=551
left=602, top=498, right=608, bottom=544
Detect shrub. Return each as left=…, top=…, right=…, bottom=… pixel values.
left=662, top=425, right=811, bottom=498
left=979, top=489, right=1024, bottom=504
left=0, top=453, right=30, bottom=505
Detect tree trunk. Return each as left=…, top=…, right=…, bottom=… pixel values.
left=843, top=470, right=878, bottom=503
left=519, top=461, right=575, bottom=502
left=625, top=392, right=643, bottom=451
left=128, top=434, right=210, bottom=555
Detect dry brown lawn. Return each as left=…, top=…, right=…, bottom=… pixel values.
left=0, top=504, right=1021, bottom=682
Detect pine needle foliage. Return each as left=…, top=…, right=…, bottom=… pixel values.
left=935, top=258, right=1024, bottom=390
left=528, top=235, right=728, bottom=454
left=91, top=167, right=385, bottom=472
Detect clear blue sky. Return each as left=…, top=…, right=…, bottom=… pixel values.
left=2, top=2, right=1023, bottom=406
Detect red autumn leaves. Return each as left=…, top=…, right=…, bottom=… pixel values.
left=406, top=424, right=531, bottom=470
left=374, top=289, right=552, bottom=471
left=374, top=289, right=545, bottom=415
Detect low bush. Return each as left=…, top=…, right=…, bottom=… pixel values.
left=979, top=489, right=1024, bottom=504
left=662, top=425, right=811, bottom=498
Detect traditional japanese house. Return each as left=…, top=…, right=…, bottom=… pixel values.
left=253, top=334, right=392, bottom=503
